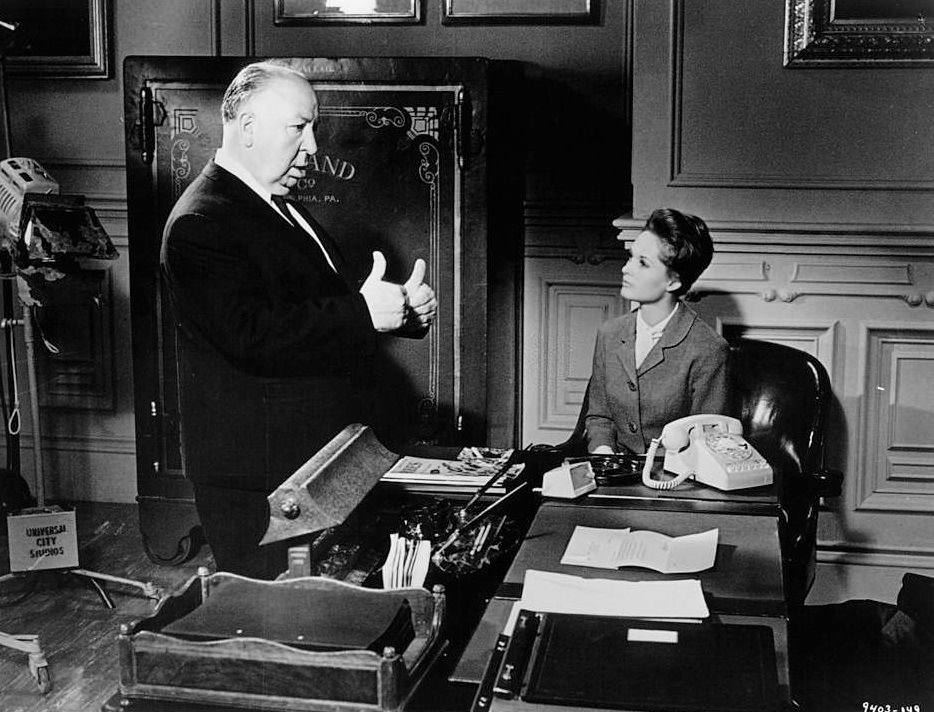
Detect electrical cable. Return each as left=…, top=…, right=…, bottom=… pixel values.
left=641, top=437, right=693, bottom=490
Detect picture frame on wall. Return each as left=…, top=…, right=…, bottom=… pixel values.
left=274, top=0, right=422, bottom=25
left=784, top=0, right=934, bottom=67
left=442, top=0, right=597, bottom=25
left=3, top=0, right=112, bottom=79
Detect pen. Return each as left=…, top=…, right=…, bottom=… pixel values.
left=457, top=449, right=520, bottom=520
left=435, top=482, right=528, bottom=558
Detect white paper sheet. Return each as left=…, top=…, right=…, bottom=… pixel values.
left=517, top=569, right=710, bottom=619
left=560, top=525, right=718, bottom=574
left=381, top=534, right=431, bottom=589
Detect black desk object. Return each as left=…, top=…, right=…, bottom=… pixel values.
left=494, top=611, right=778, bottom=712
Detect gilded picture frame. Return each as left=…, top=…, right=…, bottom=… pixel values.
left=442, top=0, right=597, bottom=26
left=784, top=0, right=934, bottom=67
left=274, top=0, right=422, bottom=25
left=3, top=0, right=112, bottom=79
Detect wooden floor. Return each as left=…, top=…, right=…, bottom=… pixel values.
left=0, top=502, right=213, bottom=712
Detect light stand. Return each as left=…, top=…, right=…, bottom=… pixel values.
left=0, top=22, right=158, bottom=694
left=0, top=197, right=162, bottom=608
left=0, top=18, right=51, bottom=694
left=0, top=20, right=29, bottom=515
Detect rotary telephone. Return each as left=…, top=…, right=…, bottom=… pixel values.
left=642, top=414, right=773, bottom=491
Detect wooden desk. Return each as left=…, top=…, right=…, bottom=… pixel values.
left=584, top=478, right=778, bottom=516
left=453, top=501, right=791, bottom=707
left=502, top=502, right=785, bottom=616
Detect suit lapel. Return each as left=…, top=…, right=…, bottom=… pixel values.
left=204, top=162, right=352, bottom=286
left=284, top=199, right=348, bottom=272
left=614, top=316, right=639, bottom=385
left=206, top=163, right=306, bottom=246
left=637, top=305, right=696, bottom=376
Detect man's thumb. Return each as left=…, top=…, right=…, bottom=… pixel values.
left=365, top=250, right=387, bottom=283
left=404, top=258, right=426, bottom=292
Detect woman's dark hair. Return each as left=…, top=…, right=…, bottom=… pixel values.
left=643, top=208, right=713, bottom=297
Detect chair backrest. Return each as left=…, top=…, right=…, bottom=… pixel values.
left=729, top=338, right=830, bottom=479
left=730, top=338, right=840, bottom=606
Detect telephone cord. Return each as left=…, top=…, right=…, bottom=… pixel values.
left=641, top=437, right=692, bottom=490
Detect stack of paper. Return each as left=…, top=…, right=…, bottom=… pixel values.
left=505, top=569, right=710, bottom=629
left=381, top=534, right=431, bottom=590
left=560, top=526, right=719, bottom=574
left=380, top=447, right=524, bottom=491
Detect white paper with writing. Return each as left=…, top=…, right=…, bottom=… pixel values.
left=560, top=526, right=718, bottom=574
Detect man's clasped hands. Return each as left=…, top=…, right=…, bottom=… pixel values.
left=359, top=250, right=438, bottom=332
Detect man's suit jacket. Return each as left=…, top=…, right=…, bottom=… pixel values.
left=585, top=304, right=730, bottom=454
left=161, top=161, right=377, bottom=491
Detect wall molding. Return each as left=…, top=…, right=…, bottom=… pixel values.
left=536, top=277, right=624, bottom=432
left=669, top=173, right=934, bottom=192
left=521, top=200, right=934, bottom=261
left=818, top=544, right=934, bottom=570
left=715, top=318, right=840, bottom=381
left=40, top=157, right=126, bottom=169
left=782, top=259, right=934, bottom=307
left=856, top=323, right=934, bottom=513
left=667, top=0, right=934, bottom=193
left=530, top=210, right=934, bottom=308
left=2, top=434, right=136, bottom=456
left=524, top=200, right=624, bottom=264
left=613, top=214, right=934, bottom=252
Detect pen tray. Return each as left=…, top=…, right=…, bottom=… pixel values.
left=399, top=497, right=522, bottom=580
left=114, top=571, right=446, bottom=712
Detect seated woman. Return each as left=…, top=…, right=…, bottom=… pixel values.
left=586, top=207, right=729, bottom=455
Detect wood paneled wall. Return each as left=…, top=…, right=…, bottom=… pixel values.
left=522, top=0, right=934, bottom=603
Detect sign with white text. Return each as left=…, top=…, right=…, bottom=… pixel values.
left=7, top=507, right=79, bottom=572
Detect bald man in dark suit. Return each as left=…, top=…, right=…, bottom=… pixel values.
left=161, top=61, right=436, bottom=578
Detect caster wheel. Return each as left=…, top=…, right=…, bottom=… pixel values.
left=36, top=665, right=51, bottom=694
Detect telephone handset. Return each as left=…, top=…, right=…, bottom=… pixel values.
left=641, top=414, right=773, bottom=491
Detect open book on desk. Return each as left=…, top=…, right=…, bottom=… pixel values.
left=560, top=525, right=718, bottom=574
left=380, top=447, right=525, bottom=493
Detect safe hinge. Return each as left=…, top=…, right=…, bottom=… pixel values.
left=137, top=85, right=167, bottom=165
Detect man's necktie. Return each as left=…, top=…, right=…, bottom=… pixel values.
left=271, top=194, right=302, bottom=230
left=271, top=195, right=338, bottom=273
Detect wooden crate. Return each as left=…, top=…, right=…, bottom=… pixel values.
left=112, top=570, right=446, bottom=712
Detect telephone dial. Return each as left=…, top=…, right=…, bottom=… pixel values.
left=641, top=414, right=773, bottom=491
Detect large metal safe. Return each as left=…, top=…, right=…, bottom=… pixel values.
left=123, top=56, right=521, bottom=563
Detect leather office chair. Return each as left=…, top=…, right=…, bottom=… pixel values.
left=538, top=338, right=843, bottom=607
left=729, top=338, right=843, bottom=607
